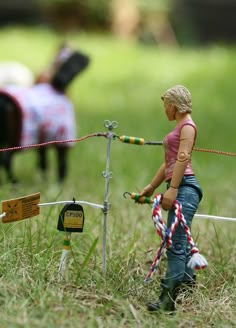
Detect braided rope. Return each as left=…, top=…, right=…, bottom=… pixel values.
left=144, top=193, right=208, bottom=282
left=0, top=132, right=107, bottom=153
left=118, top=135, right=236, bottom=156
left=2, top=131, right=236, bottom=157
left=193, top=147, right=236, bottom=156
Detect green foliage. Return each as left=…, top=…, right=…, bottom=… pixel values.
left=138, top=0, right=171, bottom=12
left=0, top=26, right=236, bottom=327
left=37, top=0, right=110, bottom=28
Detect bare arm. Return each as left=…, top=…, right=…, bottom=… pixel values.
left=162, top=124, right=195, bottom=210
left=139, top=162, right=165, bottom=197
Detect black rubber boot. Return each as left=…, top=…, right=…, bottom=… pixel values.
left=147, top=287, right=176, bottom=313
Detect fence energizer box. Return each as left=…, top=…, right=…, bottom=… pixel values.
left=57, top=203, right=85, bottom=233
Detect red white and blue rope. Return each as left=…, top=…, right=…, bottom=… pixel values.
left=145, top=193, right=208, bottom=282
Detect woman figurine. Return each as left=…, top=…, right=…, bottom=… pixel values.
left=140, top=85, right=203, bottom=312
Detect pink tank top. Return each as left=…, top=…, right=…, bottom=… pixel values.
left=163, top=119, right=197, bottom=181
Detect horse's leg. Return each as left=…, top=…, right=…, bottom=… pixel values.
left=56, top=146, right=68, bottom=182
left=0, top=97, right=6, bottom=182
left=0, top=96, right=19, bottom=183
left=4, top=103, right=19, bottom=183
left=0, top=97, right=6, bottom=170
left=2, top=150, right=15, bottom=182
left=38, top=146, right=48, bottom=177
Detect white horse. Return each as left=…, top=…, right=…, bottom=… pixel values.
left=0, top=61, right=34, bottom=88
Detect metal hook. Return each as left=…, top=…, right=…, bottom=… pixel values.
left=123, top=191, right=131, bottom=198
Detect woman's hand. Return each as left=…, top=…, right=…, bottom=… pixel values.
left=139, top=184, right=155, bottom=197
left=162, top=187, right=178, bottom=210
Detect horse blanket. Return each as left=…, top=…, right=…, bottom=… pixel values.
left=0, top=83, right=76, bottom=147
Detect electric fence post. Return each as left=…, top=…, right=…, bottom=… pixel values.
left=101, top=120, right=118, bottom=274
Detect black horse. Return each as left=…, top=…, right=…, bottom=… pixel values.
left=0, top=46, right=90, bottom=183
left=0, top=93, right=71, bottom=183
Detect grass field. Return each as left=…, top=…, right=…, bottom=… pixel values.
left=0, top=26, right=236, bottom=327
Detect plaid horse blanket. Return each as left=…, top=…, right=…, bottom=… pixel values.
left=0, top=83, right=76, bottom=147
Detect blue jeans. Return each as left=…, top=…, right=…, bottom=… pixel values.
left=161, top=175, right=203, bottom=290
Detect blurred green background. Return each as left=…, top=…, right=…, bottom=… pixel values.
left=1, top=1, right=236, bottom=327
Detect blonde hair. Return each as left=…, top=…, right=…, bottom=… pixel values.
left=161, top=85, right=192, bottom=114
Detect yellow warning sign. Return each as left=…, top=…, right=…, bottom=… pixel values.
left=2, top=192, right=40, bottom=223
left=64, top=210, right=84, bottom=229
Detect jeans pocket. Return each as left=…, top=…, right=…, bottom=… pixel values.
left=178, top=187, right=200, bottom=225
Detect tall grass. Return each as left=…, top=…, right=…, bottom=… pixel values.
left=0, top=26, right=236, bottom=327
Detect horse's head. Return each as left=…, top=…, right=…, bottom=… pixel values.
left=36, top=42, right=90, bottom=92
